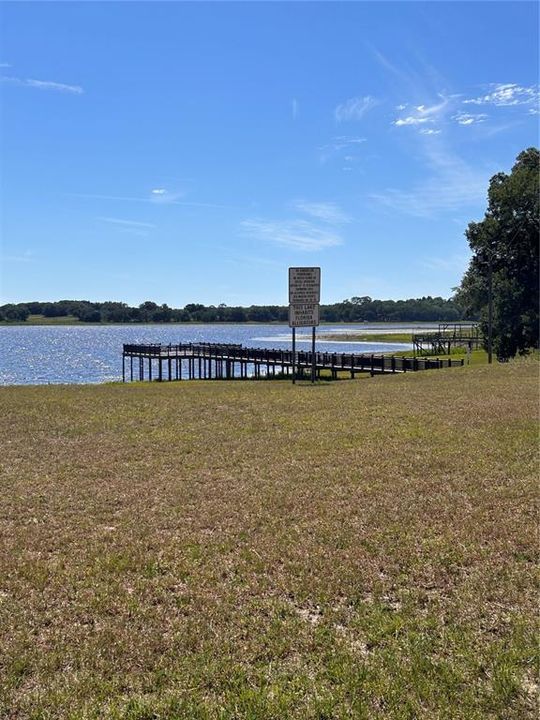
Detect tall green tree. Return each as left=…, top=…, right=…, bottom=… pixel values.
left=455, top=147, right=539, bottom=359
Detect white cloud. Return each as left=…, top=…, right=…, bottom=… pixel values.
left=149, top=188, right=186, bottom=204
left=453, top=112, right=488, bottom=126
left=294, top=201, right=351, bottom=224
left=464, top=83, right=539, bottom=107
left=241, top=219, right=342, bottom=251
left=396, top=104, right=407, bottom=110
left=0, top=75, right=83, bottom=94
left=419, top=128, right=441, bottom=135
left=393, top=97, right=449, bottom=129
left=335, top=95, right=378, bottom=123
left=394, top=116, right=431, bottom=126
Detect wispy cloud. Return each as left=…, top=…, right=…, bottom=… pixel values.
left=370, top=47, right=413, bottom=88
left=97, top=217, right=155, bottom=229
left=392, top=83, right=538, bottom=134
left=70, top=192, right=238, bottom=210
left=241, top=219, right=342, bottom=251
left=0, top=75, right=84, bottom=94
left=291, top=98, right=299, bottom=120
left=242, top=198, right=349, bottom=251
left=293, top=201, right=351, bottom=224
left=318, top=135, right=366, bottom=163
left=3, top=249, right=35, bottom=263
left=335, top=95, right=378, bottom=123
left=464, top=83, right=539, bottom=107
left=369, top=48, right=510, bottom=218
left=415, top=99, right=449, bottom=117
left=0, top=63, right=11, bottom=68
left=453, top=112, right=488, bottom=126
left=369, top=145, right=491, bottom=218
left=418, top=253, right=471, bottom=273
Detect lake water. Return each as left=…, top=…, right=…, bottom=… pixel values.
left=0, top=323, right=428, bottom=386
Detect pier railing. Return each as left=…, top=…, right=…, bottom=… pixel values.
left=122, top=342, right=243, bottom=356
left=122, top=342, right=464, bottom=382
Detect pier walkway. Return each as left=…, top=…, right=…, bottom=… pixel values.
left=122, top=342, right=464, bottom=382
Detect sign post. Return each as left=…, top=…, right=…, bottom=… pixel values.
left=312, top=326, right=316, bottom=383
left=292, top=327, right=296, bottom=384
left=288, top=267, right=320, bottom=384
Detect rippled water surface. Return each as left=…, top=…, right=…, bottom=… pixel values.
left=0, top=323, right=425, bottom=385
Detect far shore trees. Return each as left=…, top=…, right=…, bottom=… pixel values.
left=0, top=296, right=462, bottom=324
left=455, top=147, right=539, bottom=360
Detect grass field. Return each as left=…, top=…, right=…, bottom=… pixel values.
left=317, top=333, right=414, bottom=343
left=0, top=358, right=538, bottom=719
left=317, top=332, right=482, bottom=347
left=24, top=315, right=82, bottom=325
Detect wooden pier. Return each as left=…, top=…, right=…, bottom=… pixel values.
left=122, top=342, right=464, bottom=382
left=412, top=323, right=482, bottom=356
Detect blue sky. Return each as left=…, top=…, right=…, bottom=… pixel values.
left=1, top=1, right=538, bottom=306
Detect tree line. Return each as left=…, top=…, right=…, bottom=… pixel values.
left=0, top=296, right=463, bottom=324
left=455, top=147, right=539, bottom=360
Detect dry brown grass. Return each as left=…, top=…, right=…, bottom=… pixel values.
left=0, top=358, right=538, bottom=719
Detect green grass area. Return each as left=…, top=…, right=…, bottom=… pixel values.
left=318, top=332, right=414, bottom=343
left=317, top=332, right=481, bottom=346
left=390, top=349, right=488, bottom=366
left=0, top=358, right=538, bottom=718
left=448, top=348, right=488, bottom=365
left=27, top=314, right=82, bottom=325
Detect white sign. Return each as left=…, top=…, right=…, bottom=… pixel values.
left=289, top=267, right=321, bottom=305
left=289, top=303, right=320, bottom=328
